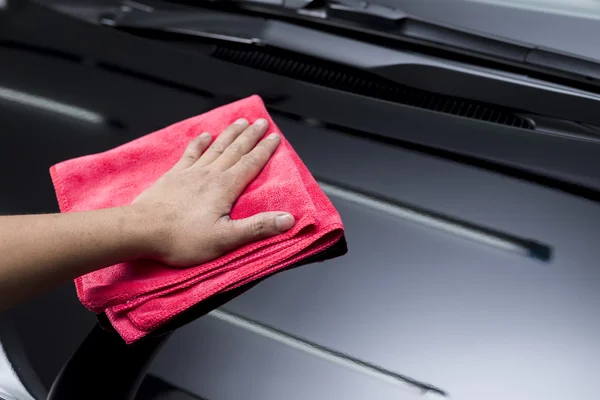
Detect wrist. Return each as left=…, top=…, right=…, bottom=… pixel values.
left=121, top=203, right=174, bottom=262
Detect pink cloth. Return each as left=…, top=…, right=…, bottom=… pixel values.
left=49, top=95, right=345, bottom=343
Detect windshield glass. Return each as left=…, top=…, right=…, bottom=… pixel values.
left=390, top=0, right=600, bottom=22
left=465, top=0, right=600, bottom=18
left=391, top=0, right=600, bottom=61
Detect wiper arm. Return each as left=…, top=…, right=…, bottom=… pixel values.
left=326, top=0, right=530, bottom=61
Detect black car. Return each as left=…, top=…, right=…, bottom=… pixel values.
left=0, top=1, right=599, bottom=399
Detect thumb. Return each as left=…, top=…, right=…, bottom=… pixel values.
left=226, top=212, right=295, bottom=248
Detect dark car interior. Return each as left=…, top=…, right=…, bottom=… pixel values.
left=0, top=1, right=599, bottom=399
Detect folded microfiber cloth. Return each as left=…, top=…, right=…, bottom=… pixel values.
left=50, top=95, right=346, bottom=344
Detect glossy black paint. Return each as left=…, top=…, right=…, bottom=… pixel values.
left=0, top=2, right=599, bottom=400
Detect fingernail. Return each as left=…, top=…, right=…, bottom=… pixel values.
left=254, top=118, right=268, bottom=126
left=199, top=132, right=211, bottom=138
left=275, top=214, right=295, bottom=232
left=267, top=133, right=280, bottom=140
left=234, top=118, right=249, bottom=126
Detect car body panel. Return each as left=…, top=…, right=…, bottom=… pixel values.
left=150, top=115, right=599, bottom=400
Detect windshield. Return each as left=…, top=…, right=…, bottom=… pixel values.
left=389, top=0, right=600, bottom=61
left=465, top=0, right=600, bottom=18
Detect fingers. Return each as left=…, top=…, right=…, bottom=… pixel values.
left=213, top=118, right=269, bottom=169
left=195, top=118, right=249, bottom=167
left=170, top=132, right=212, bottom=172
left=221, top=212, right=295, bottom=249
left=226, top=133, right=281, bottom=198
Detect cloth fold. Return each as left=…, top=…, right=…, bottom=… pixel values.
left=49, top=95, right=345, bottom=343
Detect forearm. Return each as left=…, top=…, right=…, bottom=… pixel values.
left=0, top=206, right=156, bottom=310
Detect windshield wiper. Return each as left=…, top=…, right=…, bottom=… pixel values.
left=165, top=0, right=600, bottom=90
left=50, top=0, right=600, bottom=93
left=328, top=0, right=600, bottom=82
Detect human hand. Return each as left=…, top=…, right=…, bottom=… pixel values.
left=130, top=118, right=295, bottom=267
